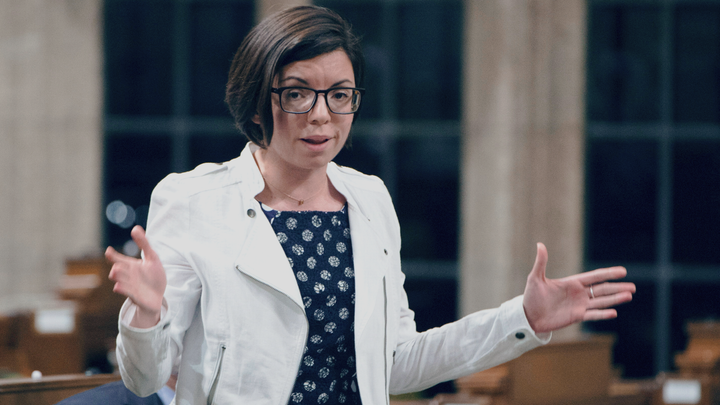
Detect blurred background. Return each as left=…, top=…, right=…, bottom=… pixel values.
left=1, top=0, right=719, bottom=397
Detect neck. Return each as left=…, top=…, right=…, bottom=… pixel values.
left=253, top=149, right=341, bottom=211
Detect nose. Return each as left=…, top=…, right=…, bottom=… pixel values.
left=307, top=93, right=331, bottom=124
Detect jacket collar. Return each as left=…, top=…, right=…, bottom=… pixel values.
left=228, top=143, right=373, bottom=222
left=231, top=143, right=387, bottom=334
left=228, top=142, right=266, bottom=198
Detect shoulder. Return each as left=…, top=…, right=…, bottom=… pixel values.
left=329, top=162, right=400, bottom=241
left=331, top=163, right=390, bottom=197
left=153, top=162, right=231, bottom=197
left=151, top=155, right=257, bottom=203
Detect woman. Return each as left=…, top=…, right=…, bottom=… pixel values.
left=106, top=6, right=635, bottom=405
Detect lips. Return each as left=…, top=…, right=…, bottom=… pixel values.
left=301, top=137, right=330, bottom=145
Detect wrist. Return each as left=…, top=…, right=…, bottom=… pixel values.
left=131, top=306, right=161, bottom=328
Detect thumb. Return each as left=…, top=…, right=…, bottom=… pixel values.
left=130, top=225, right=159, bottom=262
left=529, top=242, right=548, bottom=281
left=105, top=246, right=128, bottom=265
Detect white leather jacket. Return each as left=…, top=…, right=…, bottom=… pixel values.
left=116, top=143, right=549, bottom=405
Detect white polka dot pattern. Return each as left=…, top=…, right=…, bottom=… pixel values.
left=261, top=204, right=360, bottom=404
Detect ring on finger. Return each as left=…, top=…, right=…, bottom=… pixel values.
left=589, top=285, right=595, bottom=299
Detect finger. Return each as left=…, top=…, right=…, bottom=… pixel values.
left=590, top=282, right=636, bottom=297
left=584, top=308, right=618, bottom=322
left=108, top=262, right=130, bottom=283
left=574, top=266, right=628, bottom=286
left=528, top=242, right=548, bottom=281
left=588, top=291, right=634, bottom=310
left=112, top=281, right=133, bottom=300
left=130, top=226, right=160, bottom=262
left=105, top=246, right=133, bottom=265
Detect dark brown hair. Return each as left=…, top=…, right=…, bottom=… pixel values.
left=225, top=6, right=364, bottom=148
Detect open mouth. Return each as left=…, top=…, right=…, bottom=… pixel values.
left=301, top=138, right=330, bottom=145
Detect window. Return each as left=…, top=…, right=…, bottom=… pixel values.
left=103, top=0, right=254, bottom=249
left=585, top=0, right=720, bottom=378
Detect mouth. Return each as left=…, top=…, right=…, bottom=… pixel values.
left=301, top=136, right=331, bottom=145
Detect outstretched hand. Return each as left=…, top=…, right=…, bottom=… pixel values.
left=105, top=225, right=167, bottom=328
left=522, top=243, right=635, bottom=334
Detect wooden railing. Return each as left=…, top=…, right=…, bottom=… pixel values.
left=0, top=373, right=120, bottom=405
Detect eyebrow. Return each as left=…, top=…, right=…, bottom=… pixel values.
left=278, top=76, right=353, bottom=88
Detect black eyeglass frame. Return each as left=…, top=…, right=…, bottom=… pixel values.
left=271, top=86, right=365, bottom=114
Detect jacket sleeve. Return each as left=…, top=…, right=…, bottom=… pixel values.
left=115, top=174, right=202, bottom=397
left=389, top=292, right=550, bottom=394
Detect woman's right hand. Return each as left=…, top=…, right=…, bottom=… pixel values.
left=106, top=225, right=167, bottom=328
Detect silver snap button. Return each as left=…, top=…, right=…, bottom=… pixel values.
left=247, top=209, right=256, bottom=218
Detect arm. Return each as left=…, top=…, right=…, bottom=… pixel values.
left=108, top=178, right=202, bottom=397
left=389, top=294, right=547, bottom=394
left=389, top=243, right=635, bottom=394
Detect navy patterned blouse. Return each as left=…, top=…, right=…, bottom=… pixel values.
left=260, top=203, right=362, bottom=405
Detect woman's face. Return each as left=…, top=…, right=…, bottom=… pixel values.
left=264, top=49, right=355, bottom=172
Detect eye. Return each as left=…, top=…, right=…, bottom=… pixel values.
left=285, top=88, right=306, bottom=100
left=330, top=89, right=352, bottom=101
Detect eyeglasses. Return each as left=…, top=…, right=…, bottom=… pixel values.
left=271, top=87, right=364, bottom=114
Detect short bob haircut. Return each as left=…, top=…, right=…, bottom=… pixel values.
left=225, top=6, right=364, bottom=148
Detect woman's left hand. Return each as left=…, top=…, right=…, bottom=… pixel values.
left=522, top=243, right=636, bottom=334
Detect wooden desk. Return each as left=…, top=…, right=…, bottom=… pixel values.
left=0, top=257, right=126, bottom=378
left=653, top=321, right=720, bottom=405
left=0, top=373, right=120, bottom=405
left=455, top=334, right=652, bottom=405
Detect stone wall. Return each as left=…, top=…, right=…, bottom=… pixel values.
left=0, top=0, right=102, bottom=310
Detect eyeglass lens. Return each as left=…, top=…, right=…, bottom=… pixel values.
left=279, top=88, right=361, bottom=114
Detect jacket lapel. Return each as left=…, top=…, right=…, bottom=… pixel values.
left=233, top=202, right=305, bottom=310
left=230, top=145, right=304, bottom=310
left=347, top=204, right=388, bottom=337
left=328, top=165, right=388, bottom=338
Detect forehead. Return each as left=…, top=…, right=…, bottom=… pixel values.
left=277, top=50, right=354, bottom=84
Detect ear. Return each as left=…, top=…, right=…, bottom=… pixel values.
left=252, top=114, right=260, bottom=125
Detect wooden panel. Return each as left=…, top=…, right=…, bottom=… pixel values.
left=657, top=321, right=720, bottom=405
left=1, top=257, right=125, bottom=377
left=65, top=257, right=126, bottom=372
left=17, top=313, right=84, bottom=376
left=455, top=334, right=652, bottom=405
left=0, top=315, right=30, bottom=376
left=509, top=335, right=614, bottom=404
left=0, top=373, right=120, bottom=405
left=675, top=321, right=720, bottom=375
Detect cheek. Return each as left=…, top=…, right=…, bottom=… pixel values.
left=271, top=107, right=293, bottom=136
left=339, top=117, right=353, bottom=138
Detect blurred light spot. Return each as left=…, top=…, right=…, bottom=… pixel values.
left=123, top=239, right=140, bottom=257
left=106, top=200, right=137, bottom=229
left=106, top=200, right=127, bottom=224
left=118, top=205, right=136, bottom=229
